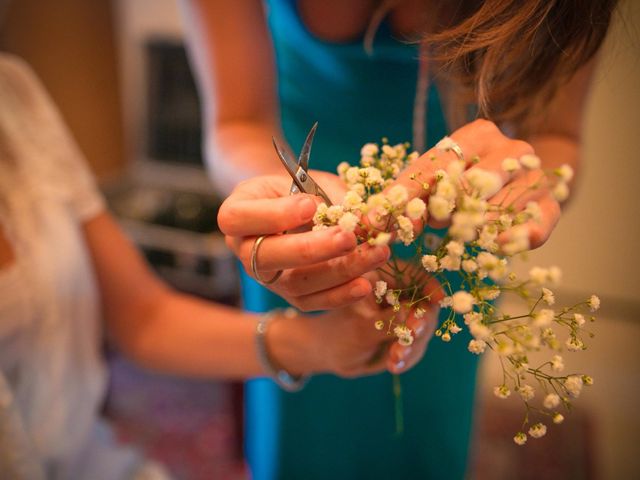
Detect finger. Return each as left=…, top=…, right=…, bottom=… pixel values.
left=359, top=349, right=391, bottom=377
left=218, top=193, right=321, bottom=236
left=288, top=277, right=374, bottom=312
left=308, top=170, right=348, bottom=204
left=226, top=175, right=293, bottom=201
left=225, top=233, right=242, bottom=257
left=391, top=333, right=432, bottom=373
left=236, top=226, right=359, bottom=272
left=497, top=194, right=561, bottom=251
left=387, top=307, right=438, bottom=373
left=404, top=334, right=432, bottom=372
left=527, top=195, right=561, bottom=248
left=405, top=306, right=439, bottom=338
left=488, top=169, right=550, bottom=212
left=422, top=276, right=446, bottom=305
left=355, top=305, right=398, bottom=344
left=276, top=244, right=390, bottom=297
left=461, top=139, right=535, bottom=193
left=448, top=119, right=514, bottom=159
left=387, top=323, right=432, bottom=374
left=485, top=170, right=561, bottom=251
left=393, top=119, right=511, bottom=199
left=375, top=262, right=444, bottom=307
left=425, top=139, right=535, bottom=229
left=338, top=347, right=390, bottom=378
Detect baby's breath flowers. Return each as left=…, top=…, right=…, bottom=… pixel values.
left=314, top=137, right=598, bottom=445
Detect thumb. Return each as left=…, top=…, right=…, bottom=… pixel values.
left=218, top=193, right=322, bottom=236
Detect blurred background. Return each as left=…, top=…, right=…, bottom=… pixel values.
left=0, top=0, right=638, bottom=478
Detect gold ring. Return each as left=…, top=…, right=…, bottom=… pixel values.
left=435, top=136, right=464, bottom=162
left=250, top=235, right=283, bottom=285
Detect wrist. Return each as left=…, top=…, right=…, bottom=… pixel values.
left=266, top=309, right=316, bottom=377
left=256, top=309, right=314, bottom=391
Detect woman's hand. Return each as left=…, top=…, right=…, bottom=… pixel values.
left=267, top=295, right=439, bottom=378
left=392, top=119, right=563, bottom=252
left=218, top=174, right=390, bottom=311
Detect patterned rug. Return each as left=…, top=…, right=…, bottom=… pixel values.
left=105, top=355, right=247, bottom=480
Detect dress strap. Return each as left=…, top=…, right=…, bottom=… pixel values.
left=412, top=41, right=430, bottom=153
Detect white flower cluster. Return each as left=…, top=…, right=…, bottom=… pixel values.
left=314, top=141, right=425, bottom=249
left=316, top=138, right=597, bottom=445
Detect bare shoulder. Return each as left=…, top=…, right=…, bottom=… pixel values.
left=0, top=53, right=46, bottom=107
left=0, top=53, right=36, bottom=83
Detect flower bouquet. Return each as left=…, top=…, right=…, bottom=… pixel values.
left=312, top=137, right=598, bottom=445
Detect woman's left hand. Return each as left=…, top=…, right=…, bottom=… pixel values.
left=267, top=293, right=440, bottom=378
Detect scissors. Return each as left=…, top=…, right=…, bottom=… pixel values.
left=272, top=122, right=333, bottom=206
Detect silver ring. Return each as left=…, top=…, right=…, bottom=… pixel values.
left=250, top=235, right=283, bottom=285
left=436, top=136, right=465, bottom=162
left=448, top=143, right=464, bottom=163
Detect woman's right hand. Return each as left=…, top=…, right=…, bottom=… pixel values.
left=218, top=174, right=390, bottom=311
left=391, top=119, right=563, bottom=252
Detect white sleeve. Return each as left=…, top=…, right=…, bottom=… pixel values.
left=0, top=54, right=106, bottom=221
left=0, top=372, right=46, bottom=479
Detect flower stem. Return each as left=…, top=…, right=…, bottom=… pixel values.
left=393, top=374, right=404, bottom=437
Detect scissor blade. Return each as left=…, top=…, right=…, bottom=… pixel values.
left=272, top=137, right=304, bottom=194
left=294, top=167, right=333, bottom=206
left=298, top=122, right=318, bottom=171
left=272, top=128, right=332, bottom=206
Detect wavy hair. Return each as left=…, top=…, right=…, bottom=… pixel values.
left=425, top=0, right=619, bottom=134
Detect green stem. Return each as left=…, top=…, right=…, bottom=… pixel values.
left=393, top=374, right=404, bottom=437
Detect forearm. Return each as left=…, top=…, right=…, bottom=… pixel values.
left=122, top=292, right=318, bottom=379
left=119, top=291, right=264, bottom=378
left=85, top=212, right=268, bottom=378
left=207, top=120, right=285, bottom=194
left=180, top=0, right=281, bottom=192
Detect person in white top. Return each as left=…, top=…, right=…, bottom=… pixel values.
left=0, top=54, right=438, bottom=479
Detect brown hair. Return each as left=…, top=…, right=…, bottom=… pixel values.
left=426, top=0, right=619, bottom=134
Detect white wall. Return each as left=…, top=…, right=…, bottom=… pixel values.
left=478, top=3, right=640, bottom=478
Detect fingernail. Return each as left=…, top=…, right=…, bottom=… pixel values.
left=414, top=320, right=427, bottom=336
left=394, top=360, right=405, bottom=370
left=371, top=246, right=390, bottom=263
left=350, top=283, right=370, bottom=298
left=298, top=197, right=317, bottom=222
left=334, top=230, right=356, bottom=251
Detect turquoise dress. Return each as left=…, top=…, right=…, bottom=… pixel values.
left=243, top=2, right=479, bottom=478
